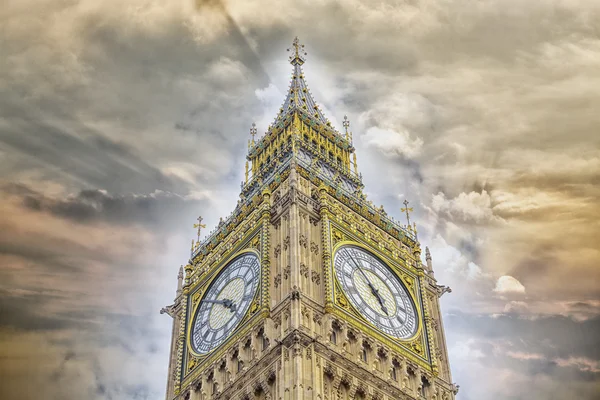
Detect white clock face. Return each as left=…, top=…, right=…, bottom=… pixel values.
left=334, top=245, right=418, bottom=339
left=190, top=253, right=260, bottom=355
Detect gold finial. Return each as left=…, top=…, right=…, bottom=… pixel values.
left=193, top=216, right=206, bottom=244
left=343, top=115, right=350, bottom=140
left=250, top=122, right=257, bottom=145
left=401, top=199, right=413, bottom=228
left=245, top=161, right=249, bottom=183
left=353, top=153, right=358, bottom=174
left=287, top=37, right=307, bottom=65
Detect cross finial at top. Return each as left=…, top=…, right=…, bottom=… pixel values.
left=401, top=199, right=413, bottom=228
left=193, top=216, right=206, bottom=244
left=288, top=37, right=307, bottom=65
left=343, top=115, right=350, bottom=133
left=250, top=122, right=257, bottom=144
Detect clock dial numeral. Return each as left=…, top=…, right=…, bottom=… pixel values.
left=190, top=253, right=260, bottom=355
left=334, top=245, right=418, bottom=340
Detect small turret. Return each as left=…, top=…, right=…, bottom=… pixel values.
left=425, top=246, right=434, bottom=277
left=176, top=265, right=184, bottom=296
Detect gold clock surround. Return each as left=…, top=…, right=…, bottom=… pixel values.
left=331, top=240, right=423, bottom=342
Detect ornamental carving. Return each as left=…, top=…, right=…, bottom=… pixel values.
left=274, top=244, right=281, bottom=258
left=274, top=273, right=281, bottom=288
left=300, top=263, right=309, bottom=278
left=299, top=234, right=308, bottom=248
left=310, top=241, right=319, bottom=255
left=332, top=229, right=344, bottom=245
left=311, top=270, right=321, bottom=285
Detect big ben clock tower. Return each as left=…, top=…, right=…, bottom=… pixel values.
left=162, top=38, right=459, bottom=400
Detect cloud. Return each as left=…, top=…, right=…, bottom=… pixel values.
left=362, top=126, right=423, bottom=159
left=503, top=301, right=530, bottom=314
left=494, top=276, right=526, bottom=294
left=3, top=183, right=210, bottom=231
left=431, top=190, right=501, bottom=224
left=506, top=351, right=545, bottom=361
left=446, top=312, right=600, bottom=399
left=1, top=0, right=599, bottom=399
left=554, top=357, right=600, bottom=374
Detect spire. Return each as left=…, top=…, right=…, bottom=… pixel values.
left=288, top=36, right=307, bottom=66
left=274, top=37, right=328, bottom=127
left=425, top=246, right=434, bottom=275
left=176, top=266, right=184, bottom=295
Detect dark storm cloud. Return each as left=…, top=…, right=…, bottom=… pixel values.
left=447, top=312, right=600, bottom=360
left=446, top=311, right=600, bottom=399
left=3, top=183, right=209, bottom=230
left=0, top=109, right=185, bottom=195
left=0, top=290, right=79, bottom=331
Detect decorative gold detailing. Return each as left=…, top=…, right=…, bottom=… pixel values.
left=250, top=122, right=257, bottom=145
left=327, top=238, right=431, bottom=374
left=194, top=216, right=206, bottom=244
left=411, top=341, right=423, bottom=354
left=288, top=36, right=307, bottom=64
left=188, top=356, right=198, bottom=372
left=191, top=290, right=204, bottom=307
left=332, top=228, right=345, bottom=245
left=251, top=235, right=261, bottom=251
left=249, top=300, right=259, bottom=315
left=334, top=281, right=350, bottom=309
left=343, top=115, right=350, bottom=140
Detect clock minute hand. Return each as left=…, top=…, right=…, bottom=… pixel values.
left=345, top=251, right=389, bottom=315
left=203, top=299, right=237, bottom=313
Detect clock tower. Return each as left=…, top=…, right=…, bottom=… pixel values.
left=162, top=38, right=459, bottom=400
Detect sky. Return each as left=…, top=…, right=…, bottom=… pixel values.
left=0, top=0, right=599, bottom=399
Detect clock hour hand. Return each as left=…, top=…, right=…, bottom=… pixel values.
left=345, top=250, right=389, bottom=315
left=203, top=299, right=237, bottom=313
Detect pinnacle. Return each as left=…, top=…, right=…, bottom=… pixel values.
left=270, top=38, right=329, bottom=128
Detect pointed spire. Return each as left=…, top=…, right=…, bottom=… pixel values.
left=343, top=115, right=350, bottom=139
left=401, top=200, right=413, bottom=228
left=272, top=37, right=328, bottom=127
left=177, top=265, right=184, bottom=294
left=250, top=122, right=257, bottom=145
left=425, top=246, right=434, bottom=275
left=288, top=36, right=307, bottom=66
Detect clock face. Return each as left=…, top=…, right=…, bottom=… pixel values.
left=190, top=253, right=260, bottom=355
left=334, top=245, right=418, bottom=339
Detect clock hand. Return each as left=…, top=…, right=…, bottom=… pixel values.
left=222, top=299, right=237, bottom=312
left=203, top=299, right=237, bottom=313
left=344, top=250, right=389, bottom=316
